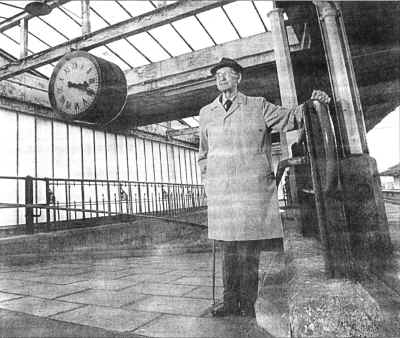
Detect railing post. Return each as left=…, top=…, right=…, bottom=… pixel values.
left=65, top=181, right=69, bottom=221
left=138, top=184, right=142, bottom=213
left=81, top=180, right=86, bottom=219
left=128, top=183, right=133, bottom=214
left=146, top=182, right=151, bottom=213
left=107, top=181, right=111, bottom=216
left=45, top=178, right=51, bottom=230
left=25, top=176, right=34, bottom=234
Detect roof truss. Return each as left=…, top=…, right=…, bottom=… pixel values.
left=0, top=0, right=235, bottom=81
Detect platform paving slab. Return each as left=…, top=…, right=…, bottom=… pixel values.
left=183, top=285, right=224, bottom=300
left=75, top=269, right=136, bottom=280
left=51, top=304, right=160, bottom=333
left=0, top=292, right=23, bottom=302
left=0, top=296, right=83, bottom=317
left=57, top=288, right=147, bottom=307
left=118, top=272, right=188, bottom=284
left=134, top=314, right=273, bottom=338
left=0, top=308, right=144, bottom=338
left=0, top=271, right=44, bottom=280
left=69, top=278, right=141, bottom=291
left=125, top=282, right=198, bottom=297
left=125, top=295, right=212, bottom=317
left=174, top=276, right=224, bottom=287
left=6, top=282, right=88, bottom=299
left=16, top=273, right=88, bottom=285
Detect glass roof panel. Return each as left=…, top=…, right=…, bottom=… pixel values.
left=253, top=1, right=274, bottom=31
left=3, top=1, right=29, bottom=8
left=148, top=24, right=191, bottom=57
left=35, top=64, right=53, bottom=78
left=3, top=26, right=19, bottom=42
left=60, top=1, right=82, bottom=21
left=127, top=32, right=170, bottom=62
left=172, top=16, right=214, bottom=50
left=182, top=117, right=199, bottom=127
left=196, top=7, right=239, bottom=44
left=28, top=33, right=51, bottom=53
left=89, top=8, right=109, bottom=31
left=0, top=34, right=19, bottom=58
left=116, top=1, right=155, bottom=17
left=153, top=1, right=177, bottom=7
left=28, top=17, right=67, bottom=46
left=41, top=8, right=82, bottom=40
left=223, top=2, right=265, bottom=37
left=90, top=1, right=130, bottom=25
left=107, top=39, right=150, bottom=67
left=0, top=3, right=22, bottom=20
left=90, top=45, right=131, bottom=71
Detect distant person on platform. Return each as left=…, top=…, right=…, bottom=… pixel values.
left=198, top=57, right=330, bottom=317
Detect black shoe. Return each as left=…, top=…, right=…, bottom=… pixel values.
left=211, top=303, right=240, bottom=317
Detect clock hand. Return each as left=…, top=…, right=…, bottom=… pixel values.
left=68, top=81, right=94, bottom=95
left=86, top=88, right=96, bottom=96
left=67, top=81, right=80, bottom=88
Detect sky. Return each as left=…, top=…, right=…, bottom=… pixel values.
left=367, top=106, right=400, bottom=173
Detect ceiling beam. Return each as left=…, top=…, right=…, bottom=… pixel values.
left=166, top=126, right=199, bottom=137
left=0, top=0, right=234, bottom=81
left=126, top=27, right=302, bottom=96
left=0, top=0, right=71, bottom=33
left=177, top=119, right=192, bottom=127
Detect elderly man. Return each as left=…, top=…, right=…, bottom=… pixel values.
left=198, top=57, right=330, bottom=317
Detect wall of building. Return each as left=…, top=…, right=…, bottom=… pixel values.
left=0, top=106, right=201, bottom=227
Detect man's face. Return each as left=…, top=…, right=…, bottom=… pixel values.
left=215, top=67, right=241, bottom=92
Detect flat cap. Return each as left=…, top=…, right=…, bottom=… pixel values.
left=210, top=57, right=243, bottom=75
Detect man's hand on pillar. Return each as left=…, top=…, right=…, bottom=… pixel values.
left=310, top=90, right=331, bottom=105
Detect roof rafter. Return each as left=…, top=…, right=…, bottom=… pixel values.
left=0, top=0, right=235, bottom=80
left=0, top=0, right=72, bottom=33
left=166, top=126, right=199, bottom=137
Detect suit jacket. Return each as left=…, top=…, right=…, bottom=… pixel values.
left=198, top=92, right=303, bottom=241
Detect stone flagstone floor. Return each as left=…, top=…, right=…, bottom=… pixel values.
left=0, top=250, right=274, bottom=338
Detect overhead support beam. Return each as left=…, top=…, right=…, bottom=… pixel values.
left=0, top=0, right=71, bottom=33
left=177, top=119, right=192, bottom=127
left=81, top=0, right=91, bottom=35
left=19, top=18, right=29, bottom=59
left=167, top=126, right=199, bottom=137
left=126, top=28, right=303, bottom=96
left=0, top=0, right=235, bottom=80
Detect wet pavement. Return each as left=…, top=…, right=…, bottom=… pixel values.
left=0, top=250, right=274, bottom=337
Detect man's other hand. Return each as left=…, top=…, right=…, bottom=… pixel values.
left=310, top=90, right=331, bottom=105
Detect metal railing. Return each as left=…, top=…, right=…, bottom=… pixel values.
left=382, top=189, right=400, bottom=205
left=0, top=175, right=206, bottom=234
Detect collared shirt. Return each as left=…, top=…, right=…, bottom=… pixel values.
left=219, top=94, right=237, bottom=110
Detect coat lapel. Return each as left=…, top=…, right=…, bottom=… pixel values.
left=209, top=95, right=225, bottom=118
left=224, top=92, right=246, bottom=120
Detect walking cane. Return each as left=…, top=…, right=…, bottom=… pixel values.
left=212, top=239, right=216, bottom=308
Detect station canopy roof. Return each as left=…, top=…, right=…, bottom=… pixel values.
left=381, top=163, right=400, bottom=178
left=0, top=0, right=281, bottom=132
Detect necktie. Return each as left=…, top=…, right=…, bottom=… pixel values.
left=224, top=99, right=232, bottom=111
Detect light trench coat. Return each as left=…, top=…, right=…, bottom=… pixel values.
left=198, top=92, right=303, bottom=241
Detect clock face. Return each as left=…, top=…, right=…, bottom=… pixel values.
left=51, top=55, right=100, bottom=116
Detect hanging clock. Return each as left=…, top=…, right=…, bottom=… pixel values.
left=48, top=51, right=127, bottom=125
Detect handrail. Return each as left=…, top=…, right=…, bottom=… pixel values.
left=0, top=175, right=204, bottom=187
left=307, top=100, right=341, bottom=196
left=275, top=100, right=340, bottom=195
left=275, top=156, right=306, bottom=187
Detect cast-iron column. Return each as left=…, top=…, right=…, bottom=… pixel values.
left=268, top=7, right=299, bottom=205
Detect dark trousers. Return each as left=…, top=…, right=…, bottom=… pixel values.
left=221, top=240, right=261, bottom=311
